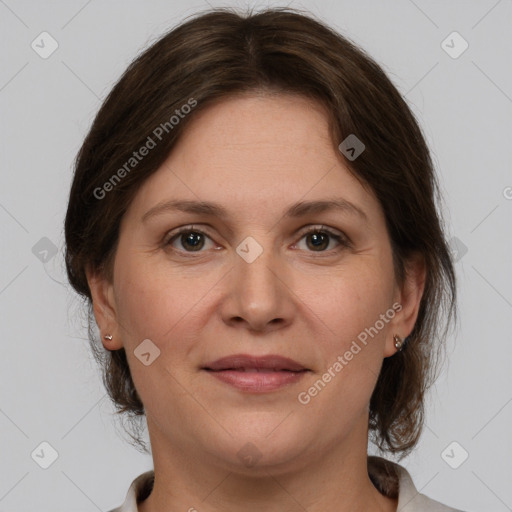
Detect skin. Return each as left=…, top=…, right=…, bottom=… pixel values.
left=87, top=92, right=425, bottom=512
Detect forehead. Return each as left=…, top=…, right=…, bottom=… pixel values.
left=181, top=92, right=332, bottom=148
left=124, top=93, right=381, bottom=226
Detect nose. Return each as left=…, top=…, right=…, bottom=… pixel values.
left=219, top=238, right=295, bottom=333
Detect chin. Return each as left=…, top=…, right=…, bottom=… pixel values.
left=203, top=415, right=314, bottom=475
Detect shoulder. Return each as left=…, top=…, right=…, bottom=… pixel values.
left=368, top=456, right=466, bottom=512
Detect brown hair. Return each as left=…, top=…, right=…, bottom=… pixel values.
left=64, top=7, right=456, bottom=457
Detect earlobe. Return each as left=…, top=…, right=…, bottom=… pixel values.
left=86, top=265, right=123, bottom=350
left=384, top=253, right=426, bottom=357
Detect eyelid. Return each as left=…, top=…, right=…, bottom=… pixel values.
left=296, top=224, right=345, bottom=239
left=162, top=224, right=217, bottom=247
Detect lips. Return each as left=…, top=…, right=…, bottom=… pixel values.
left=203, top=354, right=307, bottom=372
left=203, top=354, right=308, bottom=392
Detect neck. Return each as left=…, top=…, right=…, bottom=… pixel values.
left=138, top=414, right=397, bottom=512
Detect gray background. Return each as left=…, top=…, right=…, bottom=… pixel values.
left=1, top=0, right=511, bottom=510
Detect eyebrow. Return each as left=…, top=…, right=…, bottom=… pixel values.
left=141, top=198, right=368, bottom=224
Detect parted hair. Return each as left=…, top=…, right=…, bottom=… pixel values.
left=64, top=7, right=456, bottom=457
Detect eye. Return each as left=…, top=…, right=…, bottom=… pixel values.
left=294, top=226, right=350, bottom=253
left=164, top=226, right=216, bottom=253
left=163, top=224, right=350, bottom=255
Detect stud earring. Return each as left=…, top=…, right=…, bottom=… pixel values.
left=393, top=334, right=404, bottom=351
left=104, top=334, right=113, bottom=341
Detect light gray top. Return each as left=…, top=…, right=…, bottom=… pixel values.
left=108, top=456, right=464, bottom=512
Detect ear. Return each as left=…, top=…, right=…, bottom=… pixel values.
left=86, top=264, right=123, bottom=350
left=384, top=252, right=426, bottom=357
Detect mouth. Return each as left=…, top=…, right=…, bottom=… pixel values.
left=203, top=354, right=308, bottom=372
left=202, top=354, right=309, bottom=392
left=207, top=368, right=303, bottom=372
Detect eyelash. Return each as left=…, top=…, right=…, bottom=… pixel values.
left=162, top=224, right=351, bottom=256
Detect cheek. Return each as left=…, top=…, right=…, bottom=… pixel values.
left=111, top=256, right=207, bottom=418
left=113, top=252, right=211, bottom=344
left=298, top=263, right=395, bottom=404
left=306, top=261, right=394, bottom=344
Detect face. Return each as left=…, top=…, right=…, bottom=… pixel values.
left=89, top=93, right=423, bottom=474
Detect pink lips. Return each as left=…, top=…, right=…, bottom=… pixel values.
left=203, top=354, right=308, bottom=392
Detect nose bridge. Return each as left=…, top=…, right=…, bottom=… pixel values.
left=234, top=233, right=280, bottom=297
left=226, top=232, right=291, bottom=330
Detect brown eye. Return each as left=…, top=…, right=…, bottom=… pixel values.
left=164, top=227, right=215, bottom=253
left=178, top=231, right=205, bottom=251
left=295, top=226, right=350, bottom=253
left=305, top=231, right=330, bottom=251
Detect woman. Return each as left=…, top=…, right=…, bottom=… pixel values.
left=64, top=7, right=461, bottom=512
